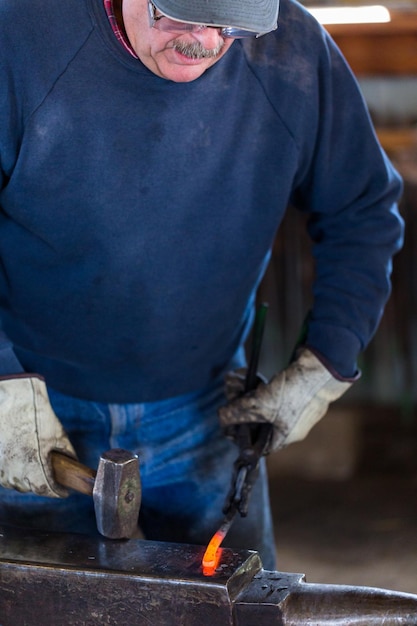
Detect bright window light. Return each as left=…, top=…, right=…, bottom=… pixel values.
left=307, top=5, right=391, bottom=25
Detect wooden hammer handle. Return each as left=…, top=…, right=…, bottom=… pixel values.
left=50, top=450, right=96, bottom=496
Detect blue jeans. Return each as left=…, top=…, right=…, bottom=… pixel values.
left=0, top=370, right=277, bottom=570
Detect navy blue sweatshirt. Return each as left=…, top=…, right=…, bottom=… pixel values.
left=0, top=0, right=403, bottom=402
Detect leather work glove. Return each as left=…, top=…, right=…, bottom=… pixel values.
left=218, top=348, right=358, bottom=455
left=0, top=375, right=76, bottom=497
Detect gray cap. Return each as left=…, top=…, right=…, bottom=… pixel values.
left=152, top=0, right=279, bottom=34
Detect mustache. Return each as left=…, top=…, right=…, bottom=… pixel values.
left=172, top=38, right=224, bottom=59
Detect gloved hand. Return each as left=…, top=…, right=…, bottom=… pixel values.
left=0, top=374, right=76, bottom=497
left=218, top=348, right=358, bottom=454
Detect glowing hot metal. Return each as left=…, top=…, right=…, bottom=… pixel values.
left=202, top=512, right=235, bottom=575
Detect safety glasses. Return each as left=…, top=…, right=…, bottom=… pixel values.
left=148, top=0, right=268, bottom=38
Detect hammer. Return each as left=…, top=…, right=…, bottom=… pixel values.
left=50, top=448, right=141, bottom=540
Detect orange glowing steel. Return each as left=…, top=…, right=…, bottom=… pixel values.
left=203, top=529, right=226, bottom=567
left=202, top=528, right=227, bottom=575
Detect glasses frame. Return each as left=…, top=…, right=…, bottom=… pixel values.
left=147, top=1, right=267, bottom=39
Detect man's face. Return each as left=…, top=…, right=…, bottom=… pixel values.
left=122, top=0, right=235, bottom=82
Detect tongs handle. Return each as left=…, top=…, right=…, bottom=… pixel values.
left=238, top=301, right=270, bottom=460
left=223, top=303, right=272, bottom=517
left=234, top=300, right=269, bottom=458
left=245, top=302, right=269, bottom=393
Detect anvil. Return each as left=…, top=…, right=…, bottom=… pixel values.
left=0, top=524, right=416, bottom=625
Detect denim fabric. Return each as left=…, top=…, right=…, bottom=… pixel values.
left=0, top=365, right=277, bottom=570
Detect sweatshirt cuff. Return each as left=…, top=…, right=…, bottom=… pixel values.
left=305, top=321, right=362, bottom=379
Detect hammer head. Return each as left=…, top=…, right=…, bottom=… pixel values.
left=92, top=448, right=141, bottom=540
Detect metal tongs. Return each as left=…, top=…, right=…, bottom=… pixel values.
left=202, top=303, right=272, bottom=570
left=222, top=302, right=273, bottom=521
left=202, top=303, right=273, bottom=570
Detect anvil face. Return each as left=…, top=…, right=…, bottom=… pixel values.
left=0, top=524, right=265, bottom=625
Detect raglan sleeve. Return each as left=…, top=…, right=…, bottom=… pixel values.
left=291, top=30, right=404, bottom=378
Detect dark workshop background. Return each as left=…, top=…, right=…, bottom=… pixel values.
left=260, top=0, right=417, bottom=595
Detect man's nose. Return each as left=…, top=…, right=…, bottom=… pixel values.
left=192, top=26, right=223, bottom=49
